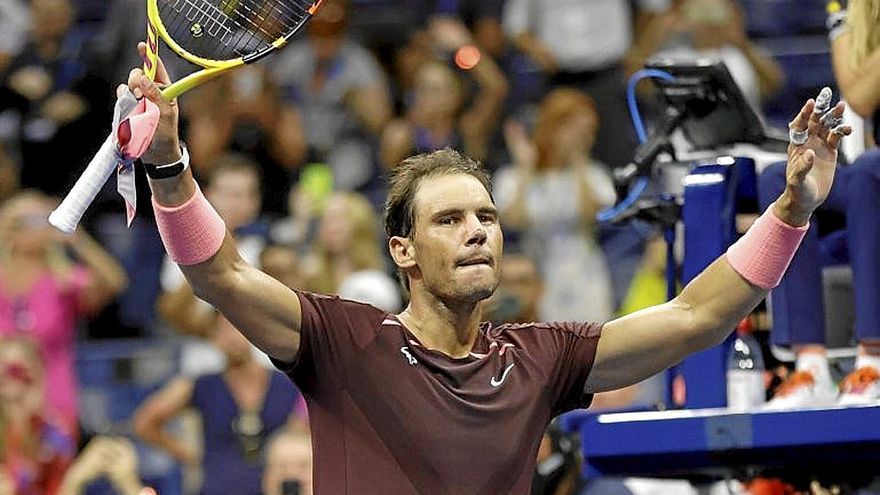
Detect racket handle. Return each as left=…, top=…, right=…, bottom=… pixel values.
left=49, top=133, right=118, bottom=234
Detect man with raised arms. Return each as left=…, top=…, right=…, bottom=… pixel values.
left=127, top=42, right=849, bottom=494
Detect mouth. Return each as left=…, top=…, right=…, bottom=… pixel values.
left=457, top=255, right=493, bottom=268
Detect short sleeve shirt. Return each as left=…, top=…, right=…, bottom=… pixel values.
left=273, top=291, right=602, bottom=495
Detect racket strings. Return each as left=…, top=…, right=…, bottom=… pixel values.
left=158, top=0, right=313, bottom=61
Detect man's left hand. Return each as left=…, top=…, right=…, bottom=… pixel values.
left=775, top=88, right=852, bottom=226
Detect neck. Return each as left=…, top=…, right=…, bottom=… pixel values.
left=550, top=148, right=589, bottom=168
left=2, top=404, right=34, bottom=429
left=399, top=287, right=484, bottom=358
left=226, top=355, right=260, bottom=376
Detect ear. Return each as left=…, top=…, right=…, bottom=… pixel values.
left=389, top=235, right=416, bottom=270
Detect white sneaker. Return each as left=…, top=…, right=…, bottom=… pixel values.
left=762, top=371, right=837, bottom=410
left=837, top=366, right=880, bottom=406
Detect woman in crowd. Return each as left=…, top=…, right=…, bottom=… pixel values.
left=133, top=316, right=302, bottom=495
left=0, top=336, right=76, bottom=495
left=495, top=88, right=618, bottom=323
left=303, top=192, right=400, bottom=312
left=0, top=191, right=128, bottom=428
left=380, top=17, right=508, bottom=171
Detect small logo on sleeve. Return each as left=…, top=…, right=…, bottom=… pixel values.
left=400, top=346, right=418, bottom=365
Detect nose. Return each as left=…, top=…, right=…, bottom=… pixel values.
left=465, top=214, right=487, bottom=246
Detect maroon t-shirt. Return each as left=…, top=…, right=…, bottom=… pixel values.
left=272, top=291, right=602, bottom=495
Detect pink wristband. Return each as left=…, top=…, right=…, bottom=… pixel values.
left=152, top=184, right=226, bottom=265
left=726, top=204, right=809, bottom=290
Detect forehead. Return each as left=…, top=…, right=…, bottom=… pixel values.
left=413, top=173, right=493, bottom=218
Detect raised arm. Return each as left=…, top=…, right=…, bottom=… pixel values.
left=585, top=93, right=852, bottom=393
left=129, top=43, right=302, bottom=363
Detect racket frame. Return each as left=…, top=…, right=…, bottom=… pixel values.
left=145, top=0, right=324, bottom=99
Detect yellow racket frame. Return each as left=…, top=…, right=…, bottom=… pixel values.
left=144, top=0, right=324, bottom=100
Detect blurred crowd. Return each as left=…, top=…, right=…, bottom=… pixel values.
left=1, top=0, right=873, bottom=493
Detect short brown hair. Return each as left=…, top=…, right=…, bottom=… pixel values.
left=384, top=148, right=492, bottom=240
left=534, top=88, right=598, bottom=170
left=384, top=149, right=493, bottom=292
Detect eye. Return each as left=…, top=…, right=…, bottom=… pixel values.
left=478, top=213, right=497, bottom=224
left=438, top=216, right=456, bottom=226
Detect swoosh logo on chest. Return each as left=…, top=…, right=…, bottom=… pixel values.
left=490, top=363, right=515, bottom=387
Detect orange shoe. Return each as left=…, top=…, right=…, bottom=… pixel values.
left=762, top=371, right=836, bottom=410
left=837, top=366, right=880, bottom=406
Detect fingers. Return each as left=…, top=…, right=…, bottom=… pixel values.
left=824, top=100, right=845, bottom=127
left=813, top=86, right=833, bottom=116
left=127, top=68, right=147, bottom=99
left=790, top=98, right=814, bottom=133
left=827, top=124, right=852, bottom=149
left=138, top=42, right=172, bottom=85
left=128, top=67, right=169, bottom=111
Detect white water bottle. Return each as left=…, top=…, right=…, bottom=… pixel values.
left=726, top=318, right=765, bottom=410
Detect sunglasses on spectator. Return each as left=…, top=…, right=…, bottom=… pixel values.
left=1, top=361, right=35, bottom=385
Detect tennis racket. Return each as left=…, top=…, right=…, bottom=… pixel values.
left=49, top=0, right=324, bottom=233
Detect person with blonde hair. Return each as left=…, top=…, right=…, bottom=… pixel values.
left=757, top=0, right=880, bottom=409
left=304, top=192, right=400, bottom=312
left=0, top=191, right=127, bottom=427
left=494, top=88, right=617, bottom=323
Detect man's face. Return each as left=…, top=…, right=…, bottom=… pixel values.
left=207, top=170, right=261, bottom=231
left=405, top=173, right=503, bottom=304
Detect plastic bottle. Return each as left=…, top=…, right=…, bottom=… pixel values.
left=726, top=318, right=766, bottom=410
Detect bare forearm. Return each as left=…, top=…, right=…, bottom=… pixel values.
left=575, top=168, right=602, bottom=227
left=675, top=196, right=808, bottom=345
left=500, top=171, right=532, bottom=230
left=140, top=427, right=192, bottom=464
left=737, top=41, right=785, bottom=98
left=70, top=233, right=129, bottom=294
left=460, top=54, right=508, bottom=158
left=348, top=86, right=391, bottom=135
left=832, top=37, right=880, bottom=117
left=512, top=33, right=557, bottom=73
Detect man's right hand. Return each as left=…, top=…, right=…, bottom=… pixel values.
left=122, top=42, right=181, bottom=166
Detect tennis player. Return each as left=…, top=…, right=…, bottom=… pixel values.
left=128, top=43, right=849, bottom=494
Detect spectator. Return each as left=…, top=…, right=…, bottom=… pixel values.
left=502, top=0, right=670, bottom=171
left=0, top=0, right=29, bottom=74
left=133, top=316, right=302, bottom=495
left=58, top=437, right=146, bottom=495
left=269, top=0, right=392, bottom=191
left=184, top=67, right=308, bottom=217
left=758, top=0, right=880, bottom=408
left=0, top=0, right=109, bottom=198
left=495, top=89, right=617, bottom=322
left=430, top=0, right=507, bottom=60
left=0, top=336, right=76, bottom=495
left=635, top=0, right=785, bottom=110
left=260, top=245, right=306, bottom=293
left=0, top=143, right=16, bottom=203
left=261, top=429, right=313, bottom=495
left=303, top=192, right=400, bottom=312
left=0, top=191, right=128, bottom=428
left=380, top=17, right=508, bottom=171
left=486, top=253, right=543, bottom=324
